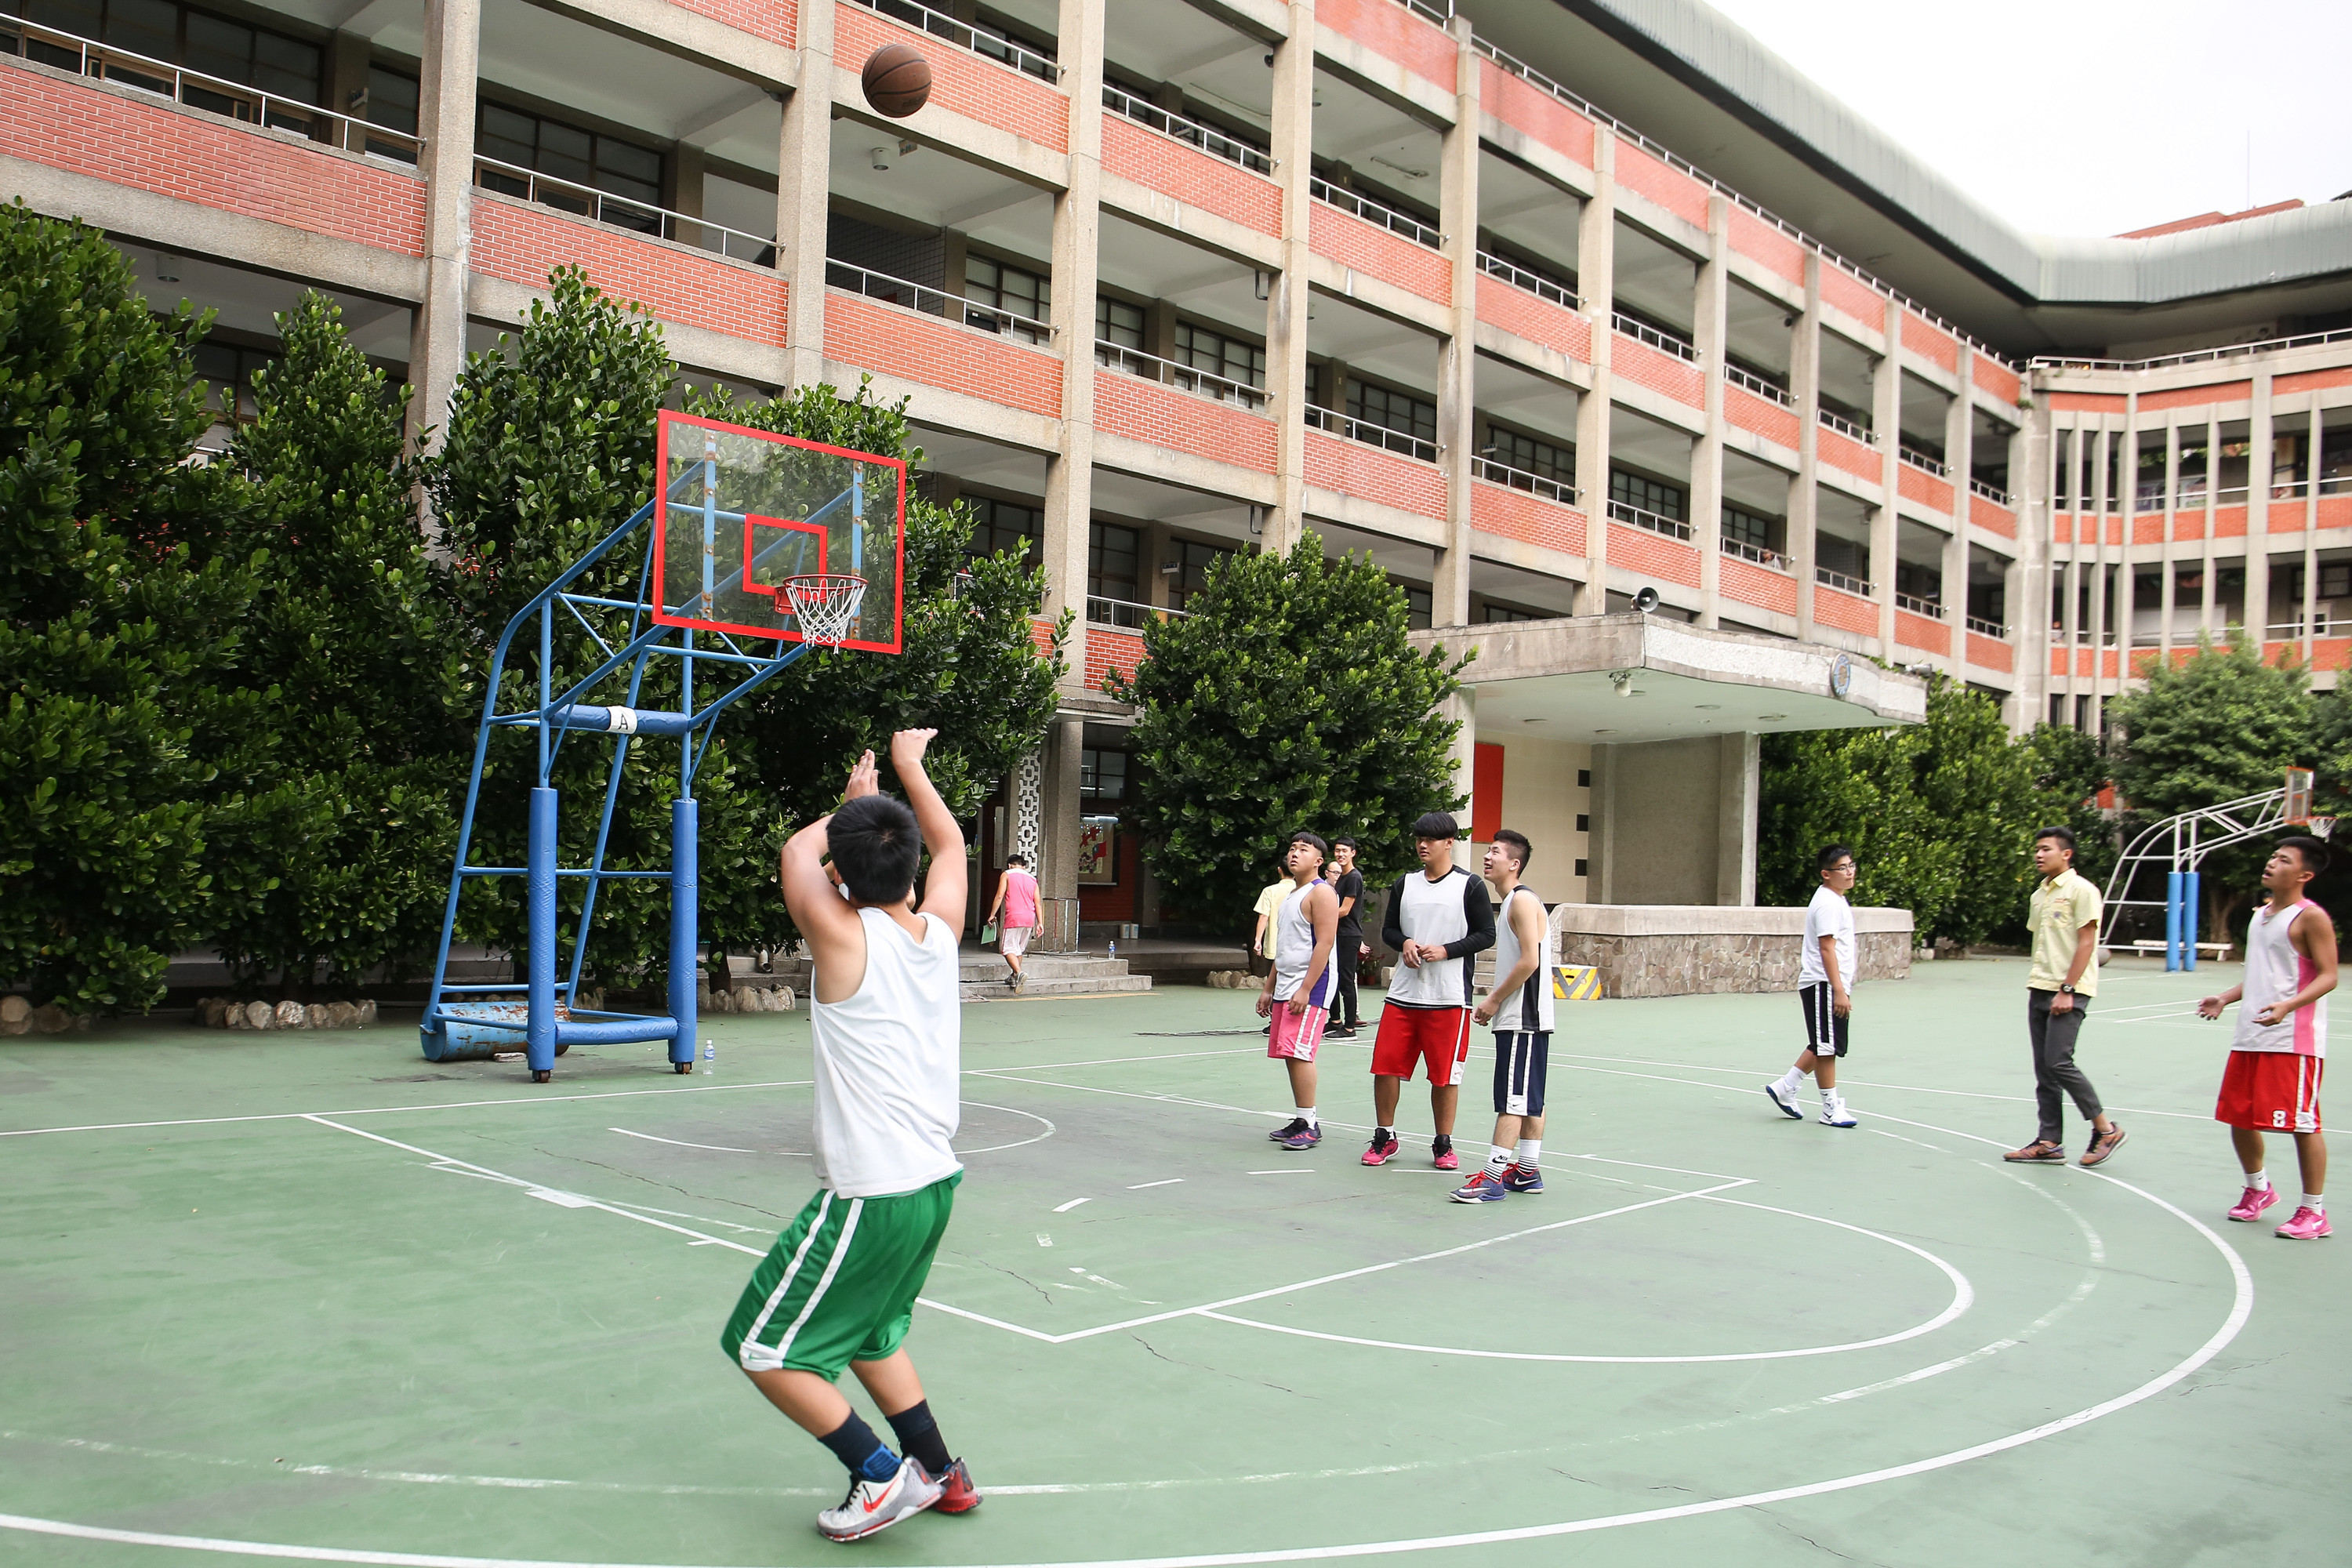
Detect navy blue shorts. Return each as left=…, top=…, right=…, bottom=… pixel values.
left=1800, top=982, right=1849, bottom=1058
left=1492, top=1030, right=1551, bottom=1116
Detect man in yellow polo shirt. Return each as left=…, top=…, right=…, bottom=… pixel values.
left=2005, top=825, right=2126, bottom=1167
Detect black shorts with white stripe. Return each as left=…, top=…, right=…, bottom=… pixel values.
left=1492, top=1029, right=1552, bottom=1116
left=1799, top=982, right=1849, bottom=1058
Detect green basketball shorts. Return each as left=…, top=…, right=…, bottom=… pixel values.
left=720, top=1171, right=961, bottom=1378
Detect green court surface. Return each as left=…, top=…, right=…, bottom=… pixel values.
left=2, top=958, right=2343, bottom=1567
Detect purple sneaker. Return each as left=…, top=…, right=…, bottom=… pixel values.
left=1279, top=1123, right=1322, bottom=1150
left=1449, top=1170, right=1508, bottom=1203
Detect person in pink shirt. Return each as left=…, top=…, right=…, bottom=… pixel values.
left=985, top=853, right=1040, bottom=993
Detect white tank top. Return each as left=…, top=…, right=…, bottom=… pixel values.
left=809, top=908, right=965, bottom=1196
left=1272, top=879, right=1339, bottom=1007
left=2234, top=898, right=2328, bottom=1058
left=1490, top=886, right=1556, bottom=1033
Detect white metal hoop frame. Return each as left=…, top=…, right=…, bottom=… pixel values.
left=782, top=574, right=868, bottom=645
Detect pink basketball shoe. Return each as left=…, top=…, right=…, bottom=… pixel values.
left=2227, top=1185, right=2281, bottom=1223
left=2274, top=1205, right=2332, bottom=1240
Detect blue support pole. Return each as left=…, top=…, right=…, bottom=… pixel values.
left=527, top=786, right=559, bottom=1074
left=2165, top=869, right=2184, bottom=971
left=2183, top=870, right=2202, bottom=971
left=670, top=795, right=699, bottom=1069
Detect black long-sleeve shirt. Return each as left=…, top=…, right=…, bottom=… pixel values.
left=1380, top=867, right=1495, bottom=1008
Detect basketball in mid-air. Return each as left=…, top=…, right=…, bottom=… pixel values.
left=862, top=43, right=931, bottom=118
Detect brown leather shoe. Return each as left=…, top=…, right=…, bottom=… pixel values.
left=2003, top=1139, right=2067, bottom=1163
left=2080, top=1125, right=2128, bottom=1167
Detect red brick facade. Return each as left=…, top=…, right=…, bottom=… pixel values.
left=1900, top=313, right=1957, bottom=373
left=2277, top=368, right=2352, bottom=396
left=1812, top=585, right=1878, bottom=636
left=1102, top=114, right=1280, bottom=237
left=1972, top=358, right=2021, bottom=405
left=2048, top=391, right=2127, bottom=413
left=671, top=0, right=793, bottom=47
left=2138, top=380, right=2251, bottom=412
left=1610, top=332, right=1703, bottom=407
left=823, top=291, right=1062, bottom=416
left=1471, top=479, right=1586, bottom=555
left=1475, top=274, right=1591, bottom=362
left=1817, top=266, right=1884, bottom=329
left=1967, top=632, right=2013, bottom=673
left=1817, top=427, right=1879, bottom=482
left=1611, top=142, right=1708, bottom=229
left=1894, top=608, right=1950, bottom=655
left=1897, top=461, right=1952, bottom=514
left=1317, top=0, right=1457, bottom=92
left=1729, top=208, right=1805, bottom=285
left=1607, top=521, right=1700, bottom=587
left=1085, top=626, right=1147, bottom=691
left=1306, top=429, right=1444, bottom=518
left=473, top=197, right=788, bottom=346
left=835, top=5, right=1067, bottom=152
left=1478, top=60, right=1593, bottom=167
left=1094, top=371, right=1278, bottom=474
left=2214, top=504, right=2248, bottom=538
left=1309, top=199, right=1450, bottom=305
left=1720, top=556, right=1796, bottom=615
left=1969, top=493, right=2016, bottom=539
left=1725, top=386, right=1798, bottom=448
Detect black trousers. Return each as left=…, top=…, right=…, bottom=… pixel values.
left=2027, top=989, right=2103, bottom=1144
left=1334, top=926, right=1362, bottom=1026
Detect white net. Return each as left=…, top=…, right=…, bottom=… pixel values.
left=784, top=574, right=869, bottom=645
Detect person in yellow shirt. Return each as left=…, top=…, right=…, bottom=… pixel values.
left=2005, top=826, right=2125, bottom=1167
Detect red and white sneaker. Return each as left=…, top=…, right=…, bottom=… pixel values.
left=932, top=1458, right=982, bottom=1515
left=2227, top=1185, right=2281, bottom=1223
left=815, top=1458, right=942, bottom=1542
left=2275, top=1205, right=2332, bottom=1240
left=1432, top=1145, right=1459, bottom=1171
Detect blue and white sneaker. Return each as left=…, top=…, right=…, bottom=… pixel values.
left=1764, top=1080, right=1802, bottom=1120
left=1279, top=1123, right=1322, bottom=1150
left=1449, top=1170, right=1509, bottom=1203
left=1820, top=1095, right=1857, bottom=1129
left=1503, top=1163, right=1544, bottom=1194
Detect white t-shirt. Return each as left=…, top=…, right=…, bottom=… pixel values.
left=1489, top=886, right=1555, bottom=1033
left=808, top=907, right=964, bottom=1198
left=1799, top=885, right=1856, bottom=989
left=2234, top=898, right=2328, bottom=1058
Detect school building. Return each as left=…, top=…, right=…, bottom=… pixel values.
left=6, top=0, right=2347, bottom=937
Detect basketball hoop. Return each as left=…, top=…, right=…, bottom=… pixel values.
left=783, top=573, right=868, bottom=645
left=2311, top=816, right=2336, bottom=841
left=2284, top=766, right=2314, bottom=826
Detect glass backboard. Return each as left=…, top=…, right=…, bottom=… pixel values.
left=652, top=411, right=905, bottom=653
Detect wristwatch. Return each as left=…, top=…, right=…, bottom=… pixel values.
left=2059, top=982, right=2076, bottom=994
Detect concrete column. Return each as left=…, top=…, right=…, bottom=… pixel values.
left=666, top=141, right=706, bottom=221
left=2016, top=388, right=2052, bottom=725
left=1571, top=128, right=1616, bottom=615
left=1041, top=0, right=1105, bottom=682
left=1588, top=741, right=1617, bottom=900
left=1871, top=300, right=1901, bottom=651
left=326, top=31, right=370, bottom=153
left=2303, top=401, right=2322, bottom=659
left=1037, top=717, right=1087, bottom=932
left=1446, top=685, right=1477, bottom=872
left=2160, top=419, right=2180, bottom=663
left=1944, top=351, right=1972, bottom=676
left=405, top=0, right=479, bottom=470
left=2202, top=413, right=2220, bottom=636
left=776, top=0, right=836, bottom=390
left=1431, top=16, right=1478, bottom=627
left=1791, top=252, right=1821, bottom=634
left=1714, top=731, right=1759, bottom=906
left=2248, top=368, right=2274, bottom=643
left=2117, top=406, right=2137, bottom=705
left=1262, top=0, right=1316, bottom=554
left=1690, top=194, right=1729, bottom=629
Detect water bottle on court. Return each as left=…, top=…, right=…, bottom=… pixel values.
left=701, top=1041, right=716, bottom=1076
left=1109, top=939, right=1117, bottom=963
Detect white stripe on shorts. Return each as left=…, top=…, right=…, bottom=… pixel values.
left=772, top=1198, right=864, bottom=1366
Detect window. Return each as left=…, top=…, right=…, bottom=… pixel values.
left=1576, top=814, right=1589, bottom=833
left=1095, top=296, right=1143, bottom=350
left=1347, top=379, right=1436, bottom=445
left=1610, top=469, right=1686, bottom=522
left=361, top=65, right=419, bottom=160
left=191, top=338, right=281, bottom=425
left=965, top=254, right=1051, bottom=343
left=13, top=0, right=322, bottom=118
left=968, top=12, right=1054, bottom=77
left=1174, top=321, right=1265, bottom=390
left=1577, top=769, right=1590, bottom=787
left=1573, top=858, right=1589, bottom=877
left=1481, top=603, right=1544, bottom=622
left=477, top=102, right=663, bottom=224
left=1399, top=583, right=1432, bottom=630
left=1483, top=426, right=1571, bottom=482
left=1088, top=520, right=1140, bottom=615
left=1722, top=504, right=1779, bottom=555
left=966, top=496, right=1042, bottom=567
left=1080, top=748, right=1127, bottom=800
left=1169, top=538, right=1236, bottom=613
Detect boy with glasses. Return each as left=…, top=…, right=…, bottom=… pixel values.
left=1765, top=845, right=1860, bottom=1128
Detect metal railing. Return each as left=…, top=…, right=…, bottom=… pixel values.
left=1475, top=251, right=1577, bottom=309
left=1606, top=499, right=1692, bottom=541
left=475, top=158, right=773, bottom=263
left=1965, top=615, right=2007, bottom=638
left=1308, top=179, right=1440, bottom=250
left=1, top=14, right=422, bottom=160
left=1968, top=477, right=2012, bottom=506
left=1306, top=405, right=1437, bottom=463
left=1898, top=445, right=1950, bottom=478
left=1894, top=592, right=1946, bottom=619
left=1817, top=408, right=1878, bottom=445
left=826, top=259, right=1055, bottom=343
left=2031, top=325, right=2352, bottom=375
left=2267, top=617, right=2338, bottom=639
left=1087, top=594, right=1189, bottom=629
left=1095, top=340, right=1268, bottom=410
left=848, top=0, right=1058, bottom=79
left=1102, top=85, right=1270, bottom=174
left=1610, top=312, right=1697, bottom=362
left=1816, top=566, right=1874, bottom=597
left=1723, top=363, right=1793, bottom=406
left=1472, top=456, right=1577, bottom=505
left=1399, top=0, right=1454, bottom=27
left=1719, top=535, right=1789, bottom=571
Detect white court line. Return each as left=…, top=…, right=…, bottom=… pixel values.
left=1246, top=1170, right=1312, bottom=1175
left=1126, top=1178, right=1182, bottom=1189
left=1052, top=1198, right=1091, bottom=1212
left=1553, top=1053, right=2213, bottom=1122
left=606, top=1128, right=753, bottom=1154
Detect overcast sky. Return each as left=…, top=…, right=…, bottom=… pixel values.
left=1697, top=0, right=2352, bottom=239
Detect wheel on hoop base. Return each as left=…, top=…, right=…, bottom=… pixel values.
left=532, top=1069, right=553, bottom=1084
left=673, top=1060, right=694, bottom=1074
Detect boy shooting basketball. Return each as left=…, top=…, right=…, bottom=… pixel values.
left=2198, top=836, right=2335, bottom=1240
left=721, top=730, right=979, bottom=1542
left=1366, top=811, right=1494, bottom=1169
left=1261, top=831, right=1341, bottom=1150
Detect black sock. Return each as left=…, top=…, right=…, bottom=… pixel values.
left=885, top=1399, right=953, bottom=1476
left=1432, top=1133, right=1453, bottom=1155
left=817, top=1411, right=898, bottom=1481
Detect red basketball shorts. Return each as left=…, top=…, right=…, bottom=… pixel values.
left=1370, top=1004, right=1472, bottom=1086
left=2214, top=1050, right=2324, bottom=1134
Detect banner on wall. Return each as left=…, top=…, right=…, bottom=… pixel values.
left=1078, top=815, right=1119, bottom=885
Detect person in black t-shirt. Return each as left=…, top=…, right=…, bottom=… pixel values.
left=1327, top=837, right=1367, bottom=1036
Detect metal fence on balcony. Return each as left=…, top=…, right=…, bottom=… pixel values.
left=2, top=15, right=421, bottom=160
left=1894, top=592, right=1945, bottom=619
left=1898, top=445, right=1950, bottom=478
left=1968, top=477, right=2012, bottom=506
left=1817, top=408, right=1877, bottom=445
left=1306, top=405, right=1437, bottom=463
left=1102, top=85, right=1270, bottom=174
left=1606, top=499, right=1692, bottom=541
left=1965, top=615, right=2006, bottom=638
left=1723, top=363, right=1793, bottom=407
left=1095, top=341, right=1267, bottom=410
left=1720, top=535, right=1788, bottom=571
left=1472, top=456, right=1577, bottom=505
left=1474, top=251, right=1577, bottom=309
left=1087, top=595, right=1189, bottom=629
left=847, top=0, right=1058, bottom=80
left=475, top=158, right=772, bottom=263
left=1308, top=178, right=1440, bottom=249
left=1816, top=566, right=1874, bottom=597
left=1610, top=313, right=1697, bottom=363
left=826, top=259, right=1054, bottom=343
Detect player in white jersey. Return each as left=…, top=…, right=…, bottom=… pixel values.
left=1452, top=829, right=1555, bottom=1202
left=720, top=730, right=980, bottom=1541
left=1765, top=845, right=1860, bottom=1129
left=1367, top=811, right=1496, bottom=1169
left=1261, top=831, right=1341, bottom=1151
left=2198, top=836, right=2336, bottom=1240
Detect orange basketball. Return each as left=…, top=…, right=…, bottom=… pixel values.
left=862, top=42, right=932, bottom=118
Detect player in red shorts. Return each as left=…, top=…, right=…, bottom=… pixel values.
left=2197, top=835, right=2336, bottom=1240
left=1365, top=811, right=1494, bottom=1169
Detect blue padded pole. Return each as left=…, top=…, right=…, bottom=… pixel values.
left=670, top=795, right=699, bottom=1069
left=2179, top=870, right=2194, bottom=969
left=2165, top=869, right=2183, bottom=971
left=527, top=786, right=559, bottom=1073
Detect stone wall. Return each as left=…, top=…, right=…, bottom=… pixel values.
left=1548, top=904, right=1914, bottom=999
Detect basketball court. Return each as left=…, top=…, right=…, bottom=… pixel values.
left=2, top=956, right=2342, bottom=1566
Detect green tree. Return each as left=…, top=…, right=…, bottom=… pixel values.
left=2023, top=720, right=2117, bottom=891
left=204, top=293, right=472, bottom=996
left=0, top=204, right=260, bottom=1011
left=1106, top=533, right=1466, bottom=931
left=2106, top=634, right=2314, bottom=946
